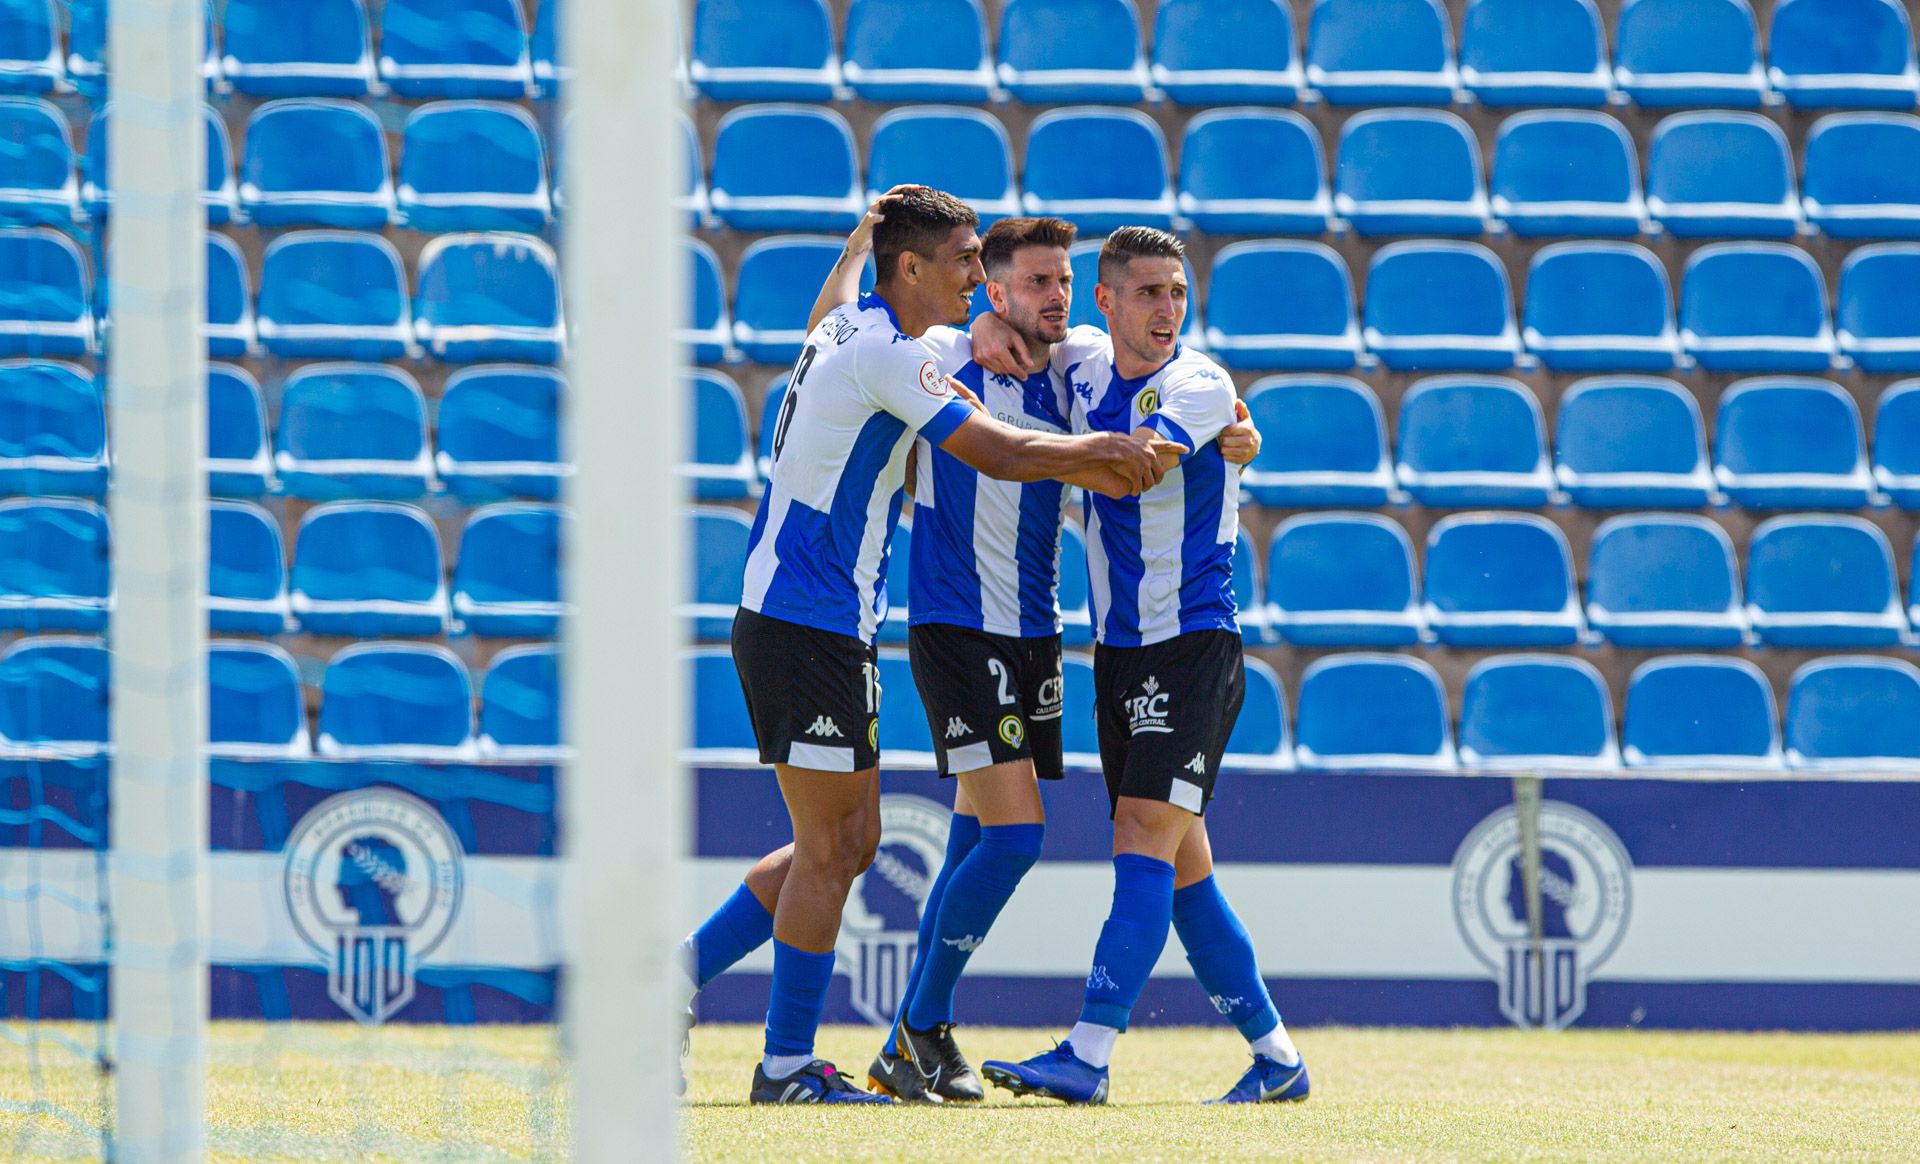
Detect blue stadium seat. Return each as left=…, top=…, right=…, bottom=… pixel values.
left=1489, top=111, right=1644, bottom=238
left=1646, top=113, right=1798, bottom=238
left=531, top=0, right=564, bottom=97
left=1395, top=376, right=1552, bottom=507
left=1294, top=653, right=1453, bottom=770
left=255, top=230, right=407, bottom=359
left=1021, top=107, right=1172, bottom=233
left=452, top=503, right=565, bottom=637
left=1056, top=520, right=1093, bottom=646
left=1801, top=114, right=1920, bottom=239
left=0, top=359, right=104, bottom=497
left=682, top=237, right=730, bottom=365
left=678, top=112, right=706, bottom=227
left=866, top=106, right=1017, bottom=224
left=0, top=227, right=89, bottom=355
left=398, top=101, right=551, bottom=233
left=203, top=233, right=254, bottom=359
left=0, top=0, right=61, bottom=93
left=689, top=0, right=837, bottom=101
left=239, top=99, right=391, bottom=228
left=1748, top=515, right=1906, bottom=647
left=1362, top=242, right=1518, bottom=371
left=0, top=498, right=108, bottom=631
left=208, top=641, right=308, bottom=759
left=996, top=0, right=1145, bottom=103
left=1785, top=656, right=1920, bottom=769
left=1232, top=527, right=1270, bottom=646
left=436, top=364, right=566, bottom=502
left=479, top=644, right=564, bottom=759
left=1224, top=656, right=1290, bottom=769
left=0, top=637, right=108, bottom=753
left=1553, top=376, right=1713, bottom=507
left=1623, top=656, right=1780, bottom=769
left=290, top=502, right=449, bottom=636
left=1874, top=379, right=1920, bottom=507
left=1459, top=0, right=1610, bottom=106
left=876, top=649, right=933, bottom=761
left=82, top=104, right=239, bottom=224
left=733, top=235, right=861, bottom=365
left=686, top=369, right=757, bottom=500
left=1152, top=0, right=1301, bottom=106
left=1306, top=0, right=1457, bottom=105
left=1177, top=110, right=1327, bottom=235
left=1837, top=244, right=1920, bottom=372
left=1613, top=0, right=1766, bottom=108
left=317, top=643, right=474, bottom=760
left=1334, top=110, right=1486, bottom=237
left=1586, top=514, right=1745, bottom=647
left=688, top=647, right=756, bottom=756
left=1266, top=512, right=1421, bottom=647
left=1768, top=0, right=1919, bottom=111
left=1203, top=242, right=1357, bottom=370
left=1239, top=375, right=1392, bottom=506
left=274, top=363, right=433, bottom=500
left=842, top=0, right=993, bottom=103
left=0, top=98, right=73, bottom=223
left=379, top=0, right=531, bottom=98
left=1060, top=651, right=1099, bottom=761
left=1458, top=654, right=1617, bottom=771
left=413, top=232, right=564, bottom=363
left=206, top=364, right=270, bottom=497
left=710, top=104, right=862, bottom=233
left=685, top=505, right=751, bottom=641
left=222, top=0, right=376, bottom=96
left=1679, top=244, right=1835, bottom=373
left=1523, top=243, right=1677, bottom=372
left=1424, top=513, right=1582, bottom=647
left=208, top=501, right=289, bottom=636
left=1714, top=377, right=1872, bottom=507
left=63, top=0, right=105, bottom=93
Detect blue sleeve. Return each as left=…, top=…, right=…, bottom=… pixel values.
left=919, top=398, right=975, bottom=445
left=1141, top=412, right=1196, bottom=460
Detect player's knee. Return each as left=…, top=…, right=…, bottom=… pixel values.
left=1111, top=806, right=1184, bottom=863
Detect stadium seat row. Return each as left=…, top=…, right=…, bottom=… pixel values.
left=0, top=228, right=564, bottom=364
left=0, top=0, right=561, bottom=99
left=0, top=635, right=561, bottom=760
left=684, top=500, right=1920, bottom=653
left=0, top=98, right=555, bottom=232
left=690, top=646, right=1920, bottom=774
left=689, top=0, right=1920, bottom=113
left=686, top=103, right=1920, bottom=243
left=689, top=369, right=1920, bottom=515
left=688, top=232, right=1920, bottom=376
left=0, top=497, right=563, bottom=638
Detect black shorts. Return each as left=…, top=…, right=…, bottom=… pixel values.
left=1093, top=631, right=1245, bottom=816
left=731, top=607, right=878, bottom=772
left=908, top=624, right=1065, bottom=780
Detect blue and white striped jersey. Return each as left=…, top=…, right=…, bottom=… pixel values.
left=1055, top=326, right=1241, bottom=648
left=741, top=294, right=977, bottom=643
left=909, top=327, right=1074, bottom=638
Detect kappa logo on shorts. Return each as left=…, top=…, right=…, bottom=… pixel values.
left=1185, top=752, right=1207, bottom=776
left=998, top=715, right=1024, bottom=747
left=806, top=716, right=843, bottom=738
left=1125, top=675, right=1173, bottom=735
left=945, top=717, right=972, bottom=740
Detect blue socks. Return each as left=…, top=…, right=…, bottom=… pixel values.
left=1172, top=875, right=1280, bottom=1042
left=764, top=940, right=837, bottom=1060
left=884, top=813, right=980, bottom=1050
left=682, top=882, right=775, bottom=990
left=1078, top=853, right=1177, bottom=1032
left=904, top=822, right=1044, bottom=1030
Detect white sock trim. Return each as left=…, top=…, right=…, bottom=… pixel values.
left=1066, top=1021, right=1119, bottom=1069
left=761, top=1052, right=813, bottom=1079
left=1250, top=1023, right=1299, bottom=1068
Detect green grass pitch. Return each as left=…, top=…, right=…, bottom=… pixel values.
left=7, top=1021, right=1920, bottom=1160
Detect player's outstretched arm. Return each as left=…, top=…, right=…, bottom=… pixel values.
left=937, top=410, right=1184, bottom=494
left=805, top=185, right=923, bottom=333
left=968, top=308, right=1040, bottom=377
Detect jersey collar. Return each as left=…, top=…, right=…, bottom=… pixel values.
left=857, top=291, right=907, bottom=334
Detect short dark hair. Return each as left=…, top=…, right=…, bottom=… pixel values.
left=873, top=187, right=979, bottom=287
left=980, top=217, right=1077, bottom=278
left=1097, top=226, right=1186, bottom=288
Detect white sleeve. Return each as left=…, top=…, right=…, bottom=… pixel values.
left=917, top=325, right=973, bottom=376
left=1144, top=361, right=1236, bottom=454
left=857, top=333, right=977, bottom=443
left=1048, top=324, right=1109, bottom=380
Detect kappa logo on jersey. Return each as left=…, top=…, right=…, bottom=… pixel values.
left=945, top=717, right=972, bottom=740
left=1126, top=675, right=1173, bottom=735
left=1185, top=752, right=1208, bottom=776
left=998, top=715, right=1025, bottom=747
left=1071, top=375, right=1093, bottom=402
left=806, top=716, right=843, bottom=738
left=1136, top=386, right=1160, bottom=416
left=918, top=360, right=950, bottom=397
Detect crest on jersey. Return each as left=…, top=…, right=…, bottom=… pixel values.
left=918, top=360, right=949, bottom=397
left=1451, top=801, right=1632, bottom=1030
left=284, top=789, right=463, bottom=1025
left=837, top=795, right=950, bottom=1026
left=1136, top=386, right=1160, bottom=416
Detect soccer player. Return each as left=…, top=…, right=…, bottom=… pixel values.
left=975, top=227, right=1310, bottom=1106
left=684, top=188, right=1184, bottom=1105
left=799, top=203, right=1263, bottom=1103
